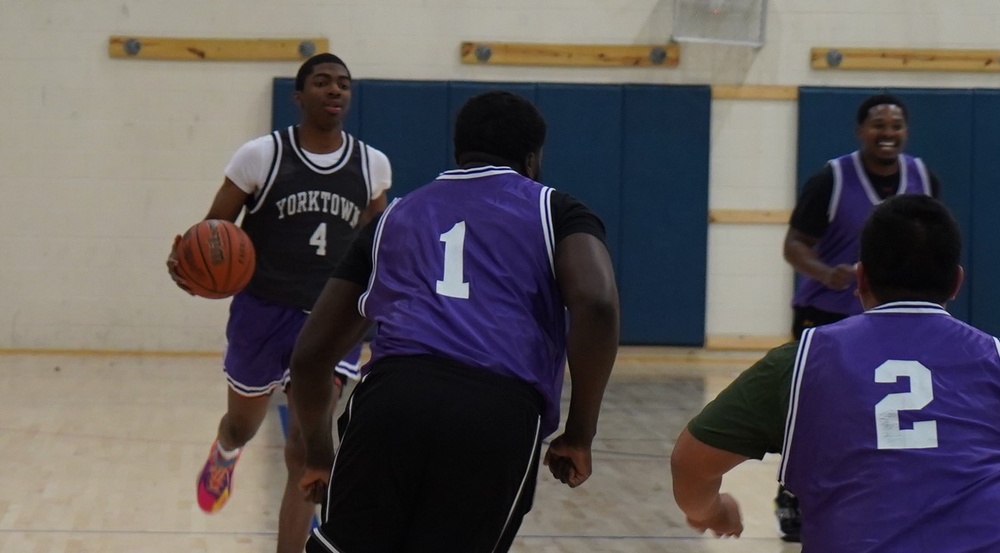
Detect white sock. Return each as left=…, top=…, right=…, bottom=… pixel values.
left=216, top=443, right=241, bottom=461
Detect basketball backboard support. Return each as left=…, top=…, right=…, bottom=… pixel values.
left=671, top=0, right=767, bottom=48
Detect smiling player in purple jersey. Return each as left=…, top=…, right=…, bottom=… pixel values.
left=786, top=94, right=941, bottom=337
left=289, top=90, right=620, bottom=552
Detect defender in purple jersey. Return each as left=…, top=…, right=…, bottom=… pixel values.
left=671, top=196, right=1000, bottom=552
left=289, top=91, right=620, bottom=552
left=166, top=53, right=390, bottom=553
left=778, top=93, right=940, bottom=541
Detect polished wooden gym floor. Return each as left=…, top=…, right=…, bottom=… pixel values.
left=0, top=348, right=800, bottom=552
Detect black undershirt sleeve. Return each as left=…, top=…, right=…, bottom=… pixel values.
left=928, top=170, right=942, bottom=199
left=789, top=165, right=834, bottom=238
left=332, top=216, right=378, bottom=286
left=550, top=190, right=607, bottom=245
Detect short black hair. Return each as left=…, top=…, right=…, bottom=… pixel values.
left=295, top=53, right=350, bottom=91
left=453, top=91, right=547, bottom=167
left=860, top=195, right=961, bottom=304
left=856, top=93, right=908, bottom=125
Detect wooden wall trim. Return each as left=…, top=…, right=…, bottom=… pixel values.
left=711, top=85, right=798, bottom=100
left=459, top=41, right=680, bottom=67
left=704, top=334, right=790, bottom=351
left=108, top=36, right=329, bottom=61
left=709, top=209, right=791, bottom=224
left=811, top=47, right=1000, bottom=72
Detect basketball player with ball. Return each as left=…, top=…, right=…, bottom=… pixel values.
left=166, top=53, right=391, bottom=553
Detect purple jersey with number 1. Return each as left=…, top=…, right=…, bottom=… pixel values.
left=359, top=166, right=567, bottom=436
left=779, top=302, right=1000, bottom=552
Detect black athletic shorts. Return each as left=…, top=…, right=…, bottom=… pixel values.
left=306, top=355, right=544, bottom=553
left=792, top=305, right=851, bottom=339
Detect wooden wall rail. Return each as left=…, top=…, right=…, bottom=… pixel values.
left=459, top=41, right=680, bottom=67
left=708, top=209, right=790, bottom=224
left=705, top=334, right=790, bottom=351
left=811, top=47, right=1000, bottom=72
left=711, top=85, right=798, bottom=100
left=109, top=36, right=329, bottom=61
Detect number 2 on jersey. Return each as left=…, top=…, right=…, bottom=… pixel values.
left=874, top=360, right=938, bottom=450
left=436, top=222, right=469, bottom=299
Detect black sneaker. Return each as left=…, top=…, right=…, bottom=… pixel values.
left=774, top=486, right=801, bottom=543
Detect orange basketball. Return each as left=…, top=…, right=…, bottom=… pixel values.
left=175, top=219, right=256, bottom=299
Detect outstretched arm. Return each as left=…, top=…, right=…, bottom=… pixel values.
left=544, top=232, right=619, bottom=488
left=289, top=278, right=372, bottom=498
left=670, top=428, right=748, bottom=537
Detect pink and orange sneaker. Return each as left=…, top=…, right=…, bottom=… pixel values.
left=196, top=440, right=242, bottom=514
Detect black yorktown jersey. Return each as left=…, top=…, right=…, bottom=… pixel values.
left=241, top=127, right=373, bottom=311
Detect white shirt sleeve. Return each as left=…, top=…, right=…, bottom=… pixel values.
left=365, top=145, right=392, bottom=200
left=224, top=135, right=275, bottom=195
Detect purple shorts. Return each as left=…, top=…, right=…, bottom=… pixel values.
left=224, top=291, right=362, bottom=397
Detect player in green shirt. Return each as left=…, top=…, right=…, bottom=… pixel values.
left=670, top=195, right=979, bottom=547
left=687, top=342, right=794, bottom=460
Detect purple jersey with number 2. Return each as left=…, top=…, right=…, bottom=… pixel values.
left=359, top=166, right=568, bottom=437
left=779, top=301, right=1000, bottom=552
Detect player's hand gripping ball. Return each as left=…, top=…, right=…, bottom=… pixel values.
left=173, top=220, right=255, bottom=299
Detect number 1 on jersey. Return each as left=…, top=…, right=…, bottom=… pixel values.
left=436, top=222, right=469, bottom=299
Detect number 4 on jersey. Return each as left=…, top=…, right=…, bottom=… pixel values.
left=310, top=223, right=327, bottom=256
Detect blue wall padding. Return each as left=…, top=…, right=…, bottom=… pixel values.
left=356, top=80, right=451, bottom=198
left=270, top=78, right=296, bottom=132
left=970, top=90, right=1000, bottom=336
left=535, top=84, right=624, bottom=272
left=272, top=78, right=712, bottom=345
left=618, top=85, right=711, bottom=345
left=797, top=87, right=974, bottom=322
